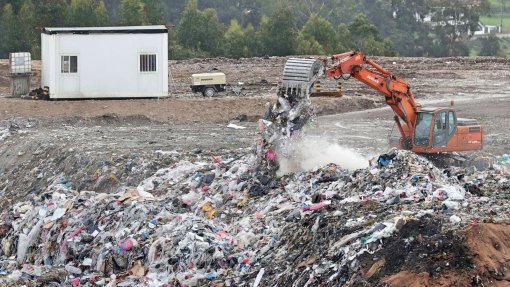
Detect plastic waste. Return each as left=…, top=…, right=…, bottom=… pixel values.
left=0, top=145, right=507, bottom=286
left=118, top=238, right=138, bottom=254
left=253, top=268, right=265, bottom=287
left=65, top=264, right=82, bottom=275
left=227, top=123, right=247, bottom=130
left=449, top=215, right=461, bottom=225
left=17, top=219, right=43, bottom=264
left=71, top=278, right=81, bottom=286
left=309, top=200, right=331, bottom=211
left=50, top=207, right=67, bottom=221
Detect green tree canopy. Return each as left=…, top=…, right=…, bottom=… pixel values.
left=66, top=0, right=94, bottom=26
left=343, top=13, right=396, bottom=56
left=118, top=0, right=146, bottom=26
left=95, top=1, right=110, bottom=26
left=19, top=0, right=39, bottom=57
left=0, top=4, right=23, bottom=57
left=301, top=13, right=338, bottom=53
left=34, top=0, right=67, bottom=27
left=479, top=35, right=502, bottom=56
left=429, top=0, right=479, bottom=56
left=0, top=0, right=502, bottom=60
left=176, top=0, right=224, bottom=56
left=348, top=13, right=378, bottom=49
left=176, top=0, right=205, bottom=50
left=257, top=3, right=297, bottom=56
left=202, top=8, right=223, bottom=55
left=296, top=32, right=325, bottom=55
left=224, top=20, right=248, bottom=58
left=336, top=23, right=351, bottom=52
left=142, top=0, right=164, bottom=24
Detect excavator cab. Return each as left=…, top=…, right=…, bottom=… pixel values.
left=412, top=108, right=483, bottom=153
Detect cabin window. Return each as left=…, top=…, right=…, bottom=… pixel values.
left=140, top=54, right=157, bottom=72
left=448, top=111, right=456, bottom=136
left=61, top=56, right=78, bottom=73
left=433, top=111, right=448, bottom=147
left=414, top=112, right=433, bottom=146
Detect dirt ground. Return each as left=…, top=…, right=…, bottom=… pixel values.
left=1, top=56, right=509, bottom=126
left=0, top=56, right=508, bottom=158
left=383, top=223, right=510, bottom=286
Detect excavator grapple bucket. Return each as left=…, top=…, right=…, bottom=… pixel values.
left=281, top=58, right=323, bottom=94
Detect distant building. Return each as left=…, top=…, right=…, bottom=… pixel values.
left=41, top=26, right=168, bottom=99
left=473, top=22, right=502, bottom=35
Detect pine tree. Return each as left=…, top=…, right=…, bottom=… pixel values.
left=176, top=0, right=204, bottom=51
left=19, top=0, right=39, bottom=58
left=201, top=8, right=223, bottom=56
left=295, top=32, right=325, bottom=55
left=301, top=14, right=338, bottom=54
left=176, top=0, right=224, bottom=56
left=257, top=3, right=297, bottom=56
left=142, top=0, right=164, bottom=24
left=224, top=20, right=247, bottom=58
left=95, top=1, right=110, bottom=26
left=0, top=4, right=24, bottom=57
left=34, top=0, right=68, bottom=27
left=117, top=0, right=146, bottom=26
left=66, top=0, right=98, bottom=27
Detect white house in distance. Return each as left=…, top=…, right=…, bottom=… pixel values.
left=41, top=25, right=168, bottom=99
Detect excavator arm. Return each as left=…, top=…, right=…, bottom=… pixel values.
left=279, top=51, right=484, bottom=161
left=320, top=51, right=420, bottom=149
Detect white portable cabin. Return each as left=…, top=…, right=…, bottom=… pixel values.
left=41, top=25, right=168, bottom=99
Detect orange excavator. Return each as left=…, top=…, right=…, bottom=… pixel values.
left=281, top=51, right=483, bottom=161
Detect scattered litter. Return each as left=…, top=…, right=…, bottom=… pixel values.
left=0, top=147, right=507, bottom=286
left=227, top=123, right=247, bottom=129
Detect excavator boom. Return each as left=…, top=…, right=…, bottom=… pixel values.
left=320, top=51, right=421, bottom=149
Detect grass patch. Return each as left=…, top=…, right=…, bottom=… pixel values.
left=488, top=0, right=500, bottom=8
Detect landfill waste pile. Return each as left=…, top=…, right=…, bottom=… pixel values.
left=1, top=57, right=510, bottom=286
left=0, top=128, right=9, bottom=142
left=0, top=145, right=509, bottom=286
left=0, top=118, right=38, bottom=142
left=1, top=54, right=510, bottom=286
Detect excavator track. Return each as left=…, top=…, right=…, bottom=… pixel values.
left=423, top=152, right=495, bottom=171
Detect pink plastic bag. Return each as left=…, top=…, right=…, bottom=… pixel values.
left=71, top=278, right=80, bottom=286
left=266, top=150, right=277, bottom=161
left=118, top=238, right=138, bottom=254
left=310, top=200, right=331, bottom=211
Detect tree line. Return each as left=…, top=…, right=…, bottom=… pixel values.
left=0, top=0, right=503, bottom=60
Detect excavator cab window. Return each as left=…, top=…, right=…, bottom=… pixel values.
left=414, top=112, right=433, bottom=146
left=433, top=111, right=449, bottom=147
left=448, top=111, right=456, bottom=136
